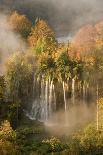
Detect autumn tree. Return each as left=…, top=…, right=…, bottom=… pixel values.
left=95, top=21, right=103, bottom=49
left=72, top=25, right=98, bottom=55
left=28, top=19, right=57, bottom=55
left=0, top=120, right=17, bottom=155
left=9, top=11, right=32, bottom=39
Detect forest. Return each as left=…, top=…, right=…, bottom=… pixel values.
left=0, top=10, right=103, bottom=155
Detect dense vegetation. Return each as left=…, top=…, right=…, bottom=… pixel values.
left=0, top=11, right=103, bottom=155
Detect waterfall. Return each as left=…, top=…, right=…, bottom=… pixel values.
left=26, top=75, right=57, bottom=122
left=53, top=83, right=56, bottom=111
left=45, top=80, right=49, bottom=121
left=49, top=80, right=53, bottom=118
left=83, top=81, right=86, bottom=104
left=72, top=78, right=75, bottom=104
left=40, top=78, right=46, bottom=121
left=63, top=81, right=69, bottom=126
left=63, top=81, right=67, bottom=111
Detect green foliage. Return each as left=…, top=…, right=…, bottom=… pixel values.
left=0, top=76, right=5, bottom=101
left=5, top=52, right=35, bottom=103
left=7, top=102, right=21, bottom=128
left=68, top=124, right=103, bottom=154
left=1, top=13, right=103, bottom=155
left=0, top=76, right=7, bottom=123
left=5, top=52, right=36, bottom=127
left=98, top=98, right=103, bottom=130
left=55, top=50, right=84, bottom=82
left=37, top=53, right=56, bottom=80
left=42, top=137, right=63, bottom=152
left=0, top=120, right=103, bottom=155
left=56, top=51, right=72, bottom=81
left=28, top=19, right=57, bottom=54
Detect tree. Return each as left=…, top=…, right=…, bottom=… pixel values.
left=70, top=123, right=103, bottom=154
left=0, top=76, right=5, bottom=102
left=28, top=19, right=57, bottom=54
left=55, top=46, right=83, bottom=82
left=5, top=52, right=35, bottom=103
left=37, top=52, right=56, bottom=81
left=56, top=50, right=71, bottom=82
left=5, top=52, right=35, bottom=127
left=95, top=21, right=103, bottom=50
left=0, top=120, right=17, bottom=155
left=9, top=11, right=32, bottom=39
left=97, top=98, right=103, bottom=130
left=0, top=76, right=6, bottom=123
left=80, top=124, right=103, bottom=152
left=72, top=24, right=98, bottom=55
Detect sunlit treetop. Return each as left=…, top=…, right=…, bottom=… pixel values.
left=67, top=43, right=82, bottom=60
left=95, top=21, right=103, bottom=35
left=95, top=21, right=103, bottom=49
left=28, top=19, right=57, bottom=54
left=72, top=25, right=98, bottom=53
left=8, top=11, right=32, bottom=39
left=0, top=120, right=15, bottom=140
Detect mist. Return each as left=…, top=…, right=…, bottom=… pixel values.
left=45, top=102, right=96, bottom=136
left=0, top=1, right=102, bottom=155
left=1, top=0, right=103, bottom=38
left=0, top=13, right=26, bottom=74
left=0, top=0, right=99, bottom=130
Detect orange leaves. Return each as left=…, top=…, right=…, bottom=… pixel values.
left=72, top=25, right=98, bottom=53
left=95, top=21, right=103, bottom=35
left=8, top=11, right=32, bottom=39
left=28, top=19, right=56, bottom=53
left=71, top=21, right=103, bottom=59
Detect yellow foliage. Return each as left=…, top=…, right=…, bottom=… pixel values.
left=9, top=11, right=32, bottom=38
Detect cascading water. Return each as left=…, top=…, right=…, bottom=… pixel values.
left=62, top=81, right=68, bottom=125
left=40, top=78, right=47, bottom=121
left=72, top=78, right=75, bottom=104
left=62, top=81, right=67, bottom=111
left=49, top=80, right=53, bottom=118
left=26, top=78, right=46, bottom=121
left=83, top=82, right=86, bottom=104
left=26, top=76, right=90, bottom=124
left=26, top=77, right=55, bottom=122
left=45, top=80, right=49, bottom=121
left=53, top=83, right=56, bottom=111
